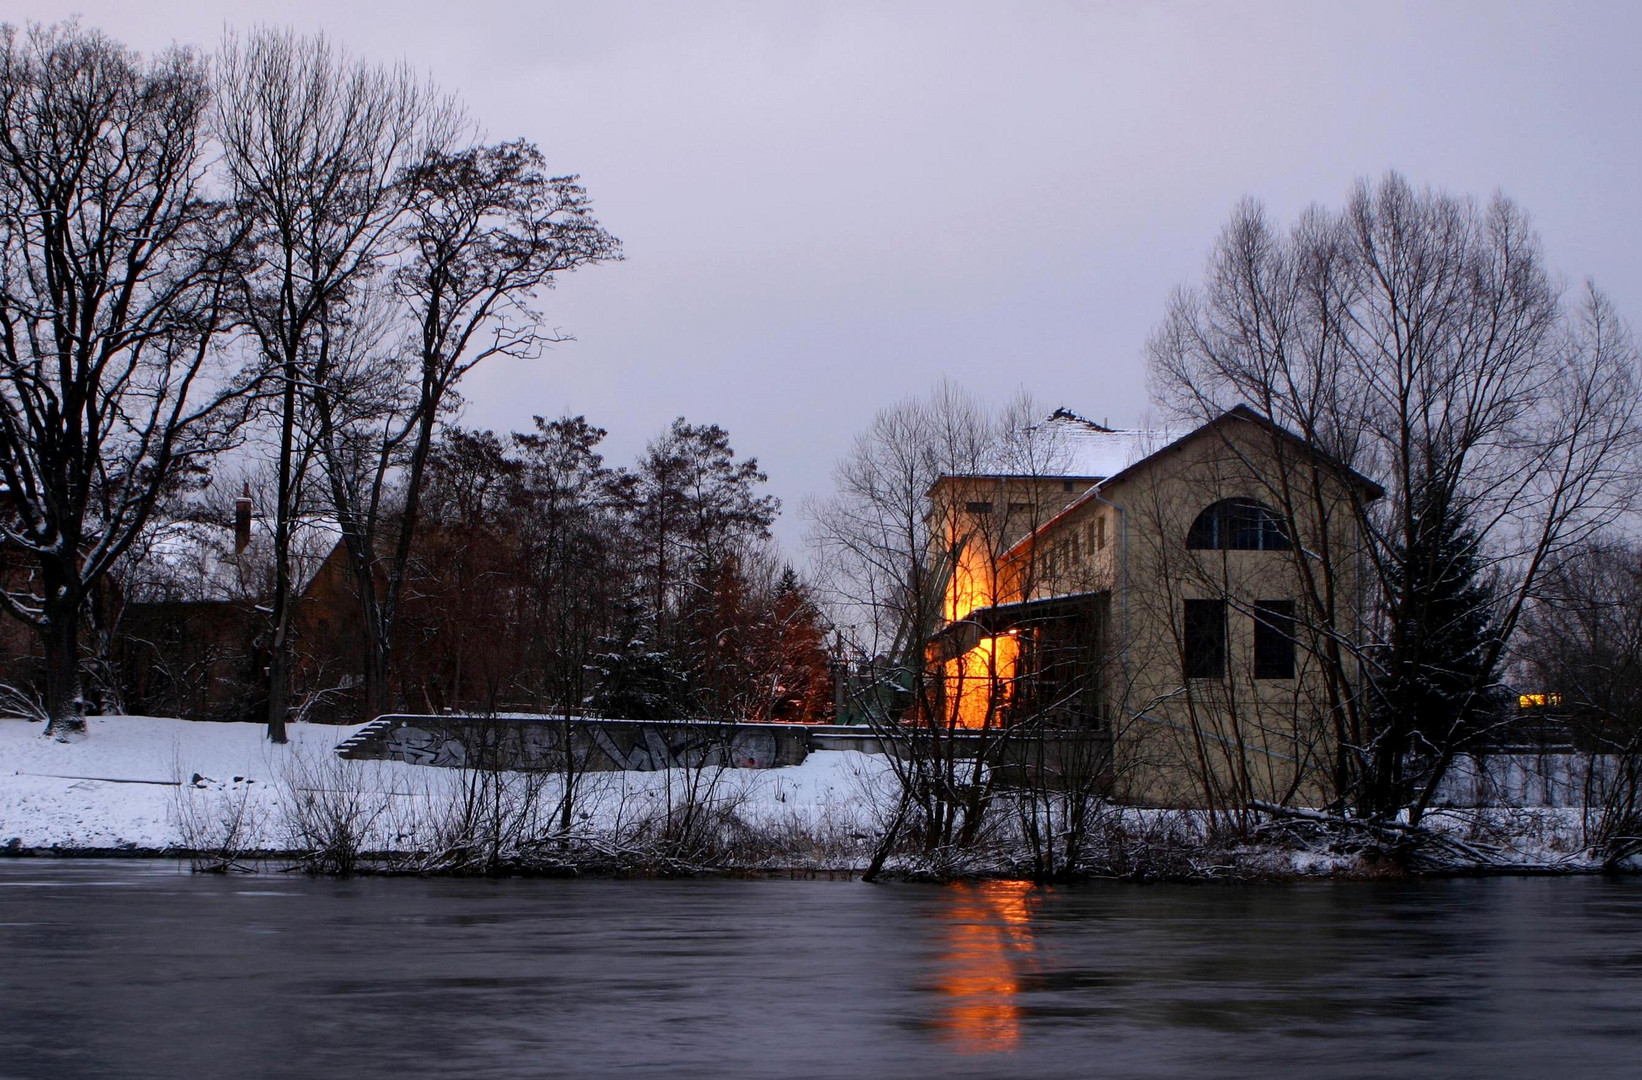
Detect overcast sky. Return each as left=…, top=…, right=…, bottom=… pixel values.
left=28, top=1, right=1642, bottom=554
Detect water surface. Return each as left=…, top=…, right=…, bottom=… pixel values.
left=1, top=862, right=1638, bottom=1078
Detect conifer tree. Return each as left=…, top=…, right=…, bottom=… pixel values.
left=1372, top=486, right=1503, bottom=814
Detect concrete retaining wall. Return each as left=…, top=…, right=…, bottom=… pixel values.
left=348, top=715, right=812, bottom=772
left=341, top=715, right=1112, bottom=792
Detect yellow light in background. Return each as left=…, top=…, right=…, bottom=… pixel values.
left=1518, top=693, right=1562, bottom=709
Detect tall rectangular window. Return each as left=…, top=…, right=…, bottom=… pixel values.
left=1183, top=599, right=1226, bottom=679
left=1096, top=514, right=1106, bottom=551
left=1253, top=600, right=1296, bottom=680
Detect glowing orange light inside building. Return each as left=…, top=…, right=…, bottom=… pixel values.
left=938, top=517, right=1021, bottom=728
left=945, top=535, right=995, bottom=624
left=942, top=634, right=1018, bottom=729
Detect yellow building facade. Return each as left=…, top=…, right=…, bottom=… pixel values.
left=928, top=406, right=1380, bottom=809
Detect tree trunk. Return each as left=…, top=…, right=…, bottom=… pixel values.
left=265, top=630, right=290, bottom=743
left=265, top=360, right=298, bottom=744
left=862, top=789, right=912, bottom=883
left=41, top=583, right=87, bottom=738
left=363, top=624, right=391, bottom=721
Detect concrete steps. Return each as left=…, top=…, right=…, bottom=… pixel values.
left=333, top=717, right=397, bottom=760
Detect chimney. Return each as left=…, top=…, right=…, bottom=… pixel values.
left=234, top=484, right=252, bottom=555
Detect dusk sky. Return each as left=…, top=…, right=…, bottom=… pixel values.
left=30, top=0, right=1642, bottom=554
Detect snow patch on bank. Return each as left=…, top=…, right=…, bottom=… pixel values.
left=0, top=715, right=890, bottom=854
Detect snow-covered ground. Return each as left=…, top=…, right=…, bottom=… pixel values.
left=0, top=715, right=1617, bottom=876
left=0, top=715, right=889, bottom=854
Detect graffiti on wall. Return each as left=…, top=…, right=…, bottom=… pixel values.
left=588, top=725, right=780, bottom=771
left=377, top=719, right=788, bottom=772
left=383, top=727, right=467, bottom=767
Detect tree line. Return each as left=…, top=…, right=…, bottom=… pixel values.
left=0, top=20, right=830, bottom=740
left=114, top=414, right=831, bottom=734
left=400, top=416, right=829, bottom=728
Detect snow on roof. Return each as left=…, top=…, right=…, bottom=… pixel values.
left=1051, top=411, right=1162, bottom=479
left=124, top=515, right=342, bottom=605
left=956, top=408, right=1164, bottom=482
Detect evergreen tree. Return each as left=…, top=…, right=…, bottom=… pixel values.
left=1371, top=485, right=1503, bottom=814
left=586, top=603, right=687, bottom=723
left=760, top=568, right=834, bottom=723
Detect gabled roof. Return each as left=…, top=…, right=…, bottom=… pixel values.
left=1051, top=409, right=1161, bottom=479
left=124, top=515, right=343, bottom=605
left=1000, top=404, right=1384, bottom=561
left=1096, top=404, right=1385, bottom=500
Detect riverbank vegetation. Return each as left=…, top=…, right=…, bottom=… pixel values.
left=3, top=717, right=1634, bottom=882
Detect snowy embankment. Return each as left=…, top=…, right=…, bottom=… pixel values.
left=1, top=716, right=1615, bottom=877
left=0, top=716, right=889, bottom=859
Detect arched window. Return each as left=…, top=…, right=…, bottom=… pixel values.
left=1186, top=498, right=1291, bottom=551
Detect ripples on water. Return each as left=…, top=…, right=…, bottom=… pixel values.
left=1, top=862, right=1639, bottom=1078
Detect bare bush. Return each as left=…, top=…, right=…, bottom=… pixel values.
left=0, top=683, right=47, bottom=722
left=613, top=757, right=750, bottom=871
left=421, top=765, right=554, bottom=873
left=170, top=763, right=266, bottom=872
left=278, top=747, right=392, bottom=874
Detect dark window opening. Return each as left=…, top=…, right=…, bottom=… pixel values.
left=1253, top=600, right=1296, bottom=680
left=1187, top=498, right=1292, bottom=551
left=1008, top=502, right=1031, bottom=515
left=965, top=501, right=993, bottom=515
left=1183, top=599, right=1226, bottom=679
left=1062, top=479, right=1075, bottom=492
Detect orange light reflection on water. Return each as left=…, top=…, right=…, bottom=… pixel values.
left=933, top=880, right=1041, bottom=1053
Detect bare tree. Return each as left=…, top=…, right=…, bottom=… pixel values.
left=312, top=140, right=619, bottom=720
left=809, top=384, right=1068, bottom=876
left=1520, top=538, right=1642, bottom=867
left=213, top=26, right=460, bottom=741
left=1148, top=172, right=1642, bottom=820
left=0, top=22, right=247, bottom=736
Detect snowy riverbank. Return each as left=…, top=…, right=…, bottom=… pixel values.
left=0, top=716, right=887, bottom=862
left=0, top=715, right=1618, bottom=878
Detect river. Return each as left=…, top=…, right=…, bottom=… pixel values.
left=1, top=862, right=1638, bottom=1078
